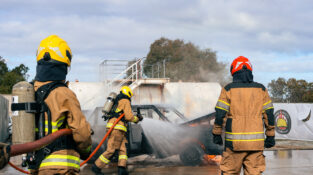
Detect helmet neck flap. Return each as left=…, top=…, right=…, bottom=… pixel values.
left=116, top=92, right=131, bottom=102
left=232, top=69, right=253, bottom=83
left=35, top=60, right=68, bottom=82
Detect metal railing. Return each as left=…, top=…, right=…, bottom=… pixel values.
left=99, top=58, right=144, bottom=92
left=144, top=59, right=166, bottom=78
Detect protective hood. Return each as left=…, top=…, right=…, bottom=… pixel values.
left=232, top=69, right=253, bottom=83
left=116, top=92, right=131, bottom=102
left=35, top=60, right=68, bottom=82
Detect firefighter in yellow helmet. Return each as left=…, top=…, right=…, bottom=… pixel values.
left=92, top=86, right=143, bottom=175
left=212, top=56, right=275, bottom=175
left=30, top=35, right=92, bottom=175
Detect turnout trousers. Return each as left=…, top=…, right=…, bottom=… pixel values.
left=95, top=129, right=128, bottom=168
left=220, top=148, right=265, bottom=175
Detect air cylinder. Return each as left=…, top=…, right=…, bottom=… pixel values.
left=102, top=92, right=117, bottom=114
left=11, top=81, right=35, bottom=144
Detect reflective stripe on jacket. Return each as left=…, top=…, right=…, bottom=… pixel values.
left=106, top=123, right=127, bottom=132
left=35, top=116, right=67, bottom=133
left=40, top=154, right=80, bottom=170
left=213, top=82, right=275, bottom=151
left=225, top=132, right=265, bottom=141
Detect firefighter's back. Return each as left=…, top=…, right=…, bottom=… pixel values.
left=224, top=82, right=267, bottom=151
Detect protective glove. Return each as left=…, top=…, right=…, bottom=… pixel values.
left=0, top=143, right=10, bottom=169
left=80, top=145, right=91, bottom=160
left=137, top=114, right=143, bottom=122
left=213, top=134, right=223, bottom=145
left=101, top=114, right=109, bottom=121
left=264, top=136, right=275, bottom=148
left=80, top=152, right=91, bottom=160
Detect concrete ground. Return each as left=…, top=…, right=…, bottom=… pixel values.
left=80, top=150, right=313, bottom=175
left=2, top=140, right=313, bottom=175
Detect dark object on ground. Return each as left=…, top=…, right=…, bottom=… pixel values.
left=118, top=166, right=128, bottom=175
left=265, top=136, right=275, bottom=148
left=213, top=134, right=223, bottom=145
left=91, top=164, right=104, bottom=175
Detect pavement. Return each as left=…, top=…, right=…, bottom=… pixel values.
left=2, top=140, right=313, bottom=175
left=80, top=150, right=313, bottom=175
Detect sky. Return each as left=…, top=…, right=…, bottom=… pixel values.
left=1, top=0, right=313, bottom=86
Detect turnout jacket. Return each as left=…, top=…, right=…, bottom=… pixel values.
left=212, top=82, right=275, bottom=151
left=34, top=81, right=92, bottom=171
left=106, top=97, right=139, bottom=132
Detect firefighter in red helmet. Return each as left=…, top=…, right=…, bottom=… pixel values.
left=212, top=56, right=275, bottom=175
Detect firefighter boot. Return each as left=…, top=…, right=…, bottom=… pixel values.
left=118, top=166, right=128, bottom=175
left=91, top=164, right=104, bottom=175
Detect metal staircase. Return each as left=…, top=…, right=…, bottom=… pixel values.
left=99, top=58, right=144, bottom=93
left=80, top=58, right=168, bottom=109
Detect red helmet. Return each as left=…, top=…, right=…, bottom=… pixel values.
left=230, top=56, right=253, bottom=75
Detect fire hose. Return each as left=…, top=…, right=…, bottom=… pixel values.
left=9, top=113, right=125, bottom=174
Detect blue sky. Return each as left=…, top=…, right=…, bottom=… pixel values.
left=1, top=0, right=313, bottom=86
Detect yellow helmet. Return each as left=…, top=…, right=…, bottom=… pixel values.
left=120, top=86, right=133, bottom=98
left=36, top=35, right=72, bottom=66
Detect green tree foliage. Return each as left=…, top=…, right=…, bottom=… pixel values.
left=143, top=38, right=230, bottom=84
left=0, top=56, right=29, bottom=94
left=268, top=77, right=313, bottom=103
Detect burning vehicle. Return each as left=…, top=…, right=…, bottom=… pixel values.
left=86, top=104, right=223, bottom=166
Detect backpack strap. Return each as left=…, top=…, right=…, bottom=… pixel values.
left=35, top=81, right=67, bottom=135
left=28, top=81, right=70, bottom=170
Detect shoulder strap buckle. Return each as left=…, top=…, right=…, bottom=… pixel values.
left=43, top=147, right=51, bottom=155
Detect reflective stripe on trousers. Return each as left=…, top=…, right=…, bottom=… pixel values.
left=225, top=132, right=265, bottom=141
left=106, top=123, right=127, bottom=132
left=99, top=155, right=110, bottom=164
left=119, top=155, right=128, bottom=161
left=40, top=154, right=80, bottom=169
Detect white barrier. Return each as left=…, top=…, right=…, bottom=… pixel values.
left=0, top=95, right=9, bottom=142
left=274, top=103, right=313, bottom=141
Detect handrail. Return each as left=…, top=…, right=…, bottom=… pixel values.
left=105, top=58, right=143, bottom=92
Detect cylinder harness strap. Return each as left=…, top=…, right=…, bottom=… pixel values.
left=11, top=102, right=39, bottom=113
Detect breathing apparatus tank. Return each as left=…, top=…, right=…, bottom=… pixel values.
left=102, top=92, right=117, bottom=115
left=11, top=81, right=36, bottom=144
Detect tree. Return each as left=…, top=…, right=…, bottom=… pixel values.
left=302, top=83, right=313, bottom=102
left=268, top=77, right=313, bottom=103
left=268, top=78, right=287, bottom=102
left=0, top=56, right=29, bottom=94
left=143, top=38, right=230, bottom=84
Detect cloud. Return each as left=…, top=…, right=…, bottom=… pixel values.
left=1, top=0, right=313, bottom=84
